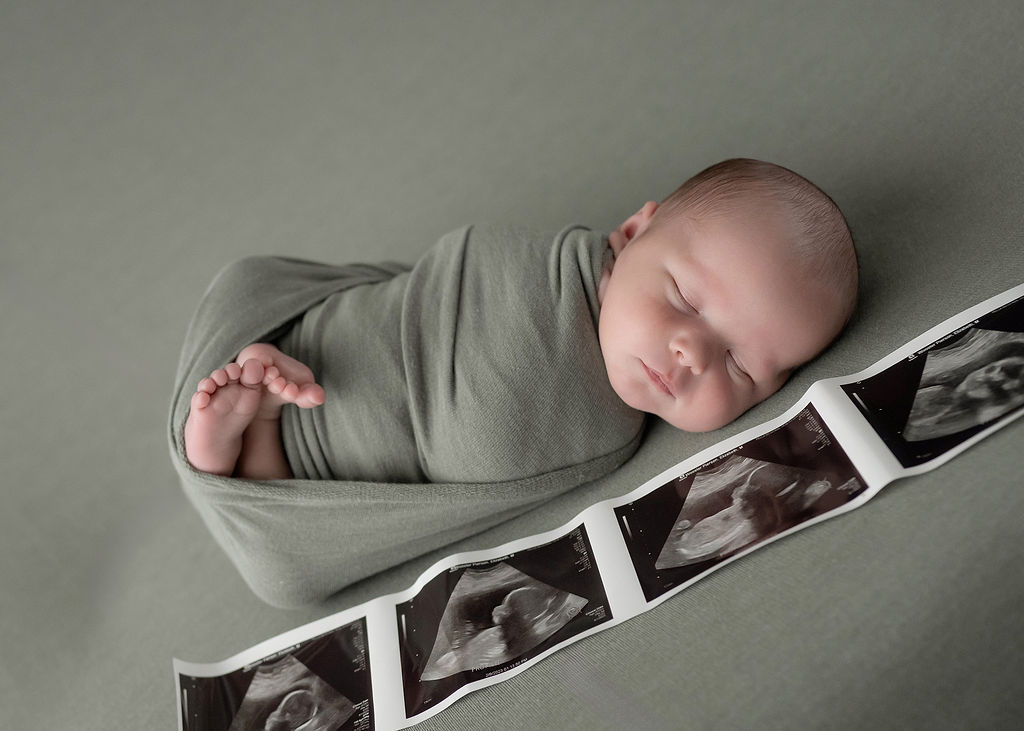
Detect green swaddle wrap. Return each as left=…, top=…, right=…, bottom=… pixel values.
left=169, top=224, right=645, bottom=607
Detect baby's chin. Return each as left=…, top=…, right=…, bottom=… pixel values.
left=617, top=387, right=733, bottom=433
left=647, top=398, right=742, bottom=433
left=659, top=412, right=732, bottom=433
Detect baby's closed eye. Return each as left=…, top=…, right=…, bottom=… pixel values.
left=726, top=351, right=752, bottom=382
left=670, top=279, right=697, bottom=314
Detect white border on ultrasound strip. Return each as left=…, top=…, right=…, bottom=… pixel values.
left=804, top=379, right=903, bottom=490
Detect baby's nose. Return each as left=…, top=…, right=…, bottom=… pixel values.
left=671, top=332, right=710, bottom=375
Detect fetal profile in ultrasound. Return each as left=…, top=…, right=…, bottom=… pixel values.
left=841, top=296, right=1024, bottom=467
left=419, top=562, right=587, bottom=681
left=903, top=328, right=1024, bottom=441
left=615, top=404, right=865, bottom=602
left=226, top=655, right=354, bottom=731
left=656, top=454, right=858, bottom=569
left=178, top=620, right=371, bottom=731
left=398, top=526, right=610, bottom=717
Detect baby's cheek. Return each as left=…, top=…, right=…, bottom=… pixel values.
left=685, top=385, right=748, bottom=432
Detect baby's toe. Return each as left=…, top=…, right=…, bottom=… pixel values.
left=239, top=358, right=265, bottom=387
left=295, top=384, right=326, bottom=408
left=191, top=390, right=211, bottom=410
left=197, top=377, right=217, bottom=394
left=280, top=382, right=300, bottom=402
left=266, top=375, right=288, bottom=395
left=224, top=362, right=242, bottom=381
left=210, top=368, right=229, bottom=387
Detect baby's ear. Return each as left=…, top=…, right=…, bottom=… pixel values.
left=611, top=201, right=659, bottom=255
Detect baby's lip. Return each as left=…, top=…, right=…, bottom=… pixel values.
left=642, top=361, right=676, bottom=397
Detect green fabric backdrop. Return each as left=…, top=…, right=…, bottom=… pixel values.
left=3, top=2, right=1022, bottom=728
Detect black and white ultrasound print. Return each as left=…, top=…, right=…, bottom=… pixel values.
left=178, top=620, right=372, bottom=731
left=903, top=328, right=1024, bottom=441
left=842, top=294, right=1024, bottom=467
left=418, top=562, right=587, bottom=682
left=225, top=655, right=354, bottom=731
left=616, top=404, right=865, bottom=602
left=654, top=453, right=858, bottom=570
left=396, top=526, right=610, bottom=718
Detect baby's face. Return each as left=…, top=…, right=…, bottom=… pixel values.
left=598, top=201, right=843, bottom=432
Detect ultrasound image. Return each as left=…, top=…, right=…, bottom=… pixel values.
left=398, top=526, right=610, bottom=717
left=903, top=328, right=1024, bottom=441
left=178, top=620, right=371, bottom=731
left=655, top=454, right=851, bottom=569
left=226, top=655, right=354, bottom=731
left=419, top=562, right=587, bottom=681
left=841, top=294, right=1024, bottom=467
left=616, top=404, right=865, bottom=601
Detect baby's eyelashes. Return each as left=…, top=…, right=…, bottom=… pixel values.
left=726, top=351, right=752, bottom=382
left=671, top=282, right=698, bottom=314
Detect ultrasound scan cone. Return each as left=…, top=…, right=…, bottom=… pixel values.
left=420, top=562, right=587, bottom=681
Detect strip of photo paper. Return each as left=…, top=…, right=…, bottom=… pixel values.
left=612, top=402, right=868, bottom=606
left=175, top=281, right=1024, bottom=731
left=395, top=524, right=610, bottom=719
left=839, top=290, right=1024, bottom=472
left=174, top=605, right=375, bottom=731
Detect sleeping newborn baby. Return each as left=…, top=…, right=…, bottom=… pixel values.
left=183, top=158, right=857, bottom=483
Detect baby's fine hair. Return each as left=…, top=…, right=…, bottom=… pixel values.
left=654, top=158, right=858, bottom=326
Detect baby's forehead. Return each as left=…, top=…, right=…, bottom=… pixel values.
left=681, top=219, right=844, bottom=348
left=674, top=201, right=797, bottom=256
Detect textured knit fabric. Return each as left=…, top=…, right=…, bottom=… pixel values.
left=168, top=225, right=645, bottom=606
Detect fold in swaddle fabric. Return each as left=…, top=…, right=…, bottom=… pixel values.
left=169, top=225, right=644, bottom=607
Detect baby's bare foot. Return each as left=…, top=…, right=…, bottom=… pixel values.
left=235, top=343, right=326, bottom=418
left=183, top=359, right=266, bottom=476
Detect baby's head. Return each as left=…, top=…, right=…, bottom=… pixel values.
left=598, top=158, right=857, bottom=432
